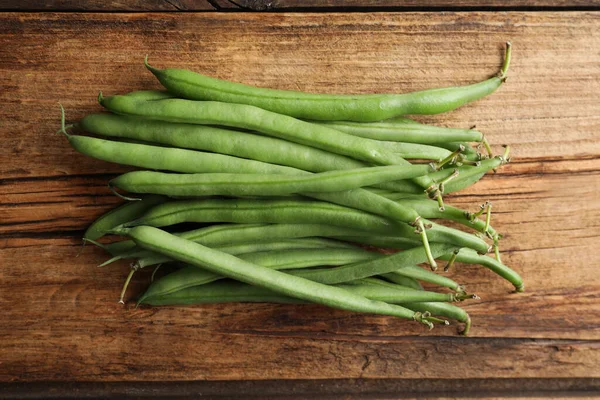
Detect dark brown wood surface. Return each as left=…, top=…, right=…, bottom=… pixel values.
left=1, top=0, right=599, bottom=11
left=1, top=10, right=599, bottom=396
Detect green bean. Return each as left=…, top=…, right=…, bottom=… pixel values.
left=402, top=302, right=471, bottom=335
left=437, top=142, right=481, bottom=162
left=98, top=95, right=410, bottom=166
left=313, top=118, right=483, bottom=144
left=83, top=194, right=166, bottom=241
left=335, top=235, right=521, bottom=291
left=145, top=42, right=511, bottom=121
left=139, top=247, right=382, bottom=302
left=216, top=238, right=357, bottom=255
left=110, top=164, right=432, bottom=197
left=60, top=132, right=301, bottom=176
left=439, top=248, right=524, bottom=292
left=287, top=244, right=457, bottom=285
left=392, top=198, right=499, bottom=238
left=428, top=148, right=510, bottom=186
left=114, top=226, right=441, bottom=327
left=382, top=266, right=463, bottom=293
left=123, top=198, right=490, bottom=254
left=358, top=277, right=473, bottom=334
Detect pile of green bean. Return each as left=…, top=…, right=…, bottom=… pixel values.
left=61, top=42, right=522, bottom=335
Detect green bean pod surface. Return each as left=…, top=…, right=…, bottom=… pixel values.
left=110, top=165, right=432, bottom=197
left=144, top=43, right=510, bottom=121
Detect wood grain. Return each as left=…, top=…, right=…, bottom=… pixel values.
left=0, top=11, right=599, bottom=384
left=1, top=0, right=599, bottom=11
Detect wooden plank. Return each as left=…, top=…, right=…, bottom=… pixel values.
left=1, top=378, right=600, bottom=399
left=0, top=11, right=599, bottom=384
left=1, top=0, right=599, bottom=12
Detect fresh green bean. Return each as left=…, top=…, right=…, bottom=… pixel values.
left=114, top=226, right=440, bottom=327
left=402, top=302, right=471, bottom=335
left=98, top=94, right=410, bottom=166
left=139, top=247, right=383, bottom=301
left=391, top=198, right=499, bottom=238
left=60, top=132, right=302, bottom=176
left=428, top=149, right=509, bottom=186
left=123, top=198, right=490, bottom=254
left=437, top=142, right=481, bottom=162
left=333, top=235, right=521, bottom=291
left=83, top=194, right=166, bottom=241
left=439, top=248, right=524, bottom=292
left=144, top=42, right=511, bottom=121
left=110, top=164, right=432, bottom=197
left=313, top=118, right=483, bottom=144
left=286, top=244, right=457, bottom=285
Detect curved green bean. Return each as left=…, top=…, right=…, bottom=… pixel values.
left=114, top=226, right=440, bottom=327
left=333, top=235, right=521, bottom=291
left=439, top=248, right=524, bottom=292
left=61, top=132, right=301, bottom=176
left=402, top=302, right=471, bottom=335
left=145, top=42, right=511, bottom=121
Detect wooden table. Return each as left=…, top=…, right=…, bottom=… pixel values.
left=1, top=2, right=599, bottom=398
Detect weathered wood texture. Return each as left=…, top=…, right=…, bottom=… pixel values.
left=1, top=12, right=599, bottom=385
left=1, top=0, right=600, bottom=11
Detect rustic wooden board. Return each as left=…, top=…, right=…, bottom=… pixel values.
left=1, top=11, right=599, bottom=388
left=1, top=0, right=599, bottom=11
